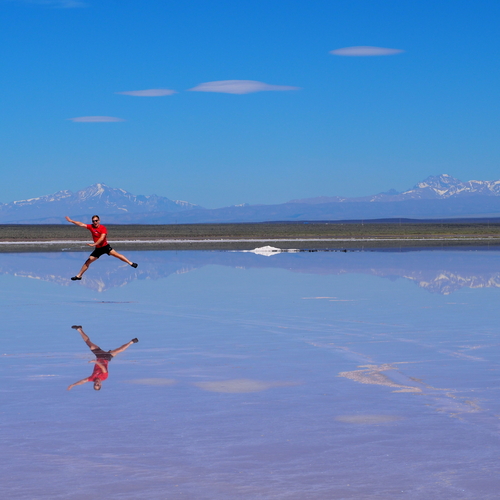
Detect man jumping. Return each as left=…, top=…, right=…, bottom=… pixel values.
left=65, top=215, right=137, bottom=280
left=67, top=325, right=139, bottom=391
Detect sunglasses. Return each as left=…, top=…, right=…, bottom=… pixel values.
left=92, top=219, right=99, bottom=222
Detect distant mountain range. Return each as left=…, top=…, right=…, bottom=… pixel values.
left=290, top=174, right=500, bottom=203
left=0, top=183, right=199, bottom=224
left=3, top=174, right=500, bottom=224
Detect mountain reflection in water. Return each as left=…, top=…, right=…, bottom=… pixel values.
left=1, top=249, right=500, bottom=294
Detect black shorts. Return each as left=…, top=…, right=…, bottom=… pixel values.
left=91, top=348, right=113, bottom=361
left=90, top=244, right=113, bottom=258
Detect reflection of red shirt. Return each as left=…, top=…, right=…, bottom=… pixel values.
left=88, top=359, right=109, bottom=381
left=86, top=224, right=108, bottom=248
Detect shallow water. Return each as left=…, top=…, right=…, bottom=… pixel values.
left=1, top=249, right=500, bottom=499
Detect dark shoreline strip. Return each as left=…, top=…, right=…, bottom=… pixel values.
left=1, top=238, right=500, bottom=253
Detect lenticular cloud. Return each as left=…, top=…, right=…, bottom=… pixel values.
left=330, top=46, right=404, bottom=56
left=67, top=116, right=125, bottom=123
left=13, top=0, right=88, bottom=7
left=188, top=80, right=301, bottom=94
left=116, top=89, right=177, bottom=97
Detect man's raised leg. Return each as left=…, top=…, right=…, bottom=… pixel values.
left=72, top=256, right=97, bottom=280
left=72, top=325, right=100, bottom=351
left=109, top=338, right=138, bottom=357
left=109, top=249, right=137, bottom=268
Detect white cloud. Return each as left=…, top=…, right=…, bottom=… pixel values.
left=330, top=46, right=404, bottom=56
left=8, top=0, right=88, bottom=8
left=115, top=89, right=177, bottom=97
left=67, top=116, right=125, bottom=122
left=188, top=80, right=301, bottom=94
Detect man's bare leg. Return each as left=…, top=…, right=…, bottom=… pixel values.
left=73, top=256, right=97, bottom=279
left=109, top=338, right=138, bottom=357
left=71, top=325, right=100, bottom=351
left=109, top=249, right=137, bottom=267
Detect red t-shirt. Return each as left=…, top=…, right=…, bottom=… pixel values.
left=86, top=224, right=108, bottom=248
left=88, top=359, right=109, bottom=382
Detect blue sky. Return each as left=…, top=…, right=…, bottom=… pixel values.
left=1, top=0, right=499, bottom=208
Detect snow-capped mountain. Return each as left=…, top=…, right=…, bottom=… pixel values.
left=0, top=183, right=200, bottom=223
left=372, top=174, right=500, bottom=201
left=290, top=175, right=500, bottom=204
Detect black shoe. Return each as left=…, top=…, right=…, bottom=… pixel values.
left=131, top=263, right=138, bottom=268
left=132, top=338, right=139, bottom=343
left=71, top=276, right=82, bottom=281
left=71, top=325, right=82, bottom=330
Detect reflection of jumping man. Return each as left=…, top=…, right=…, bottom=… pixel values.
left=67, top=325, right=138, bottom=391
left=65, top=215, right=138, bottom=281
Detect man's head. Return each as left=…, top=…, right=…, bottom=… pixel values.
left=91, top=215, right=100, bottom=227
left=93, top=379, right=102, bottom=390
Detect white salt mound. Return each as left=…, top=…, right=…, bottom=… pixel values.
left=249, top=246, right=282, bottom=256
left=238, top=246, right=299, bottom=256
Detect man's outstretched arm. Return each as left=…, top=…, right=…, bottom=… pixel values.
left=65, top=216, right=87, bottom=228
left=67, top=377, right=90, bottom=390
left=88, top=233, right=106, bottom=247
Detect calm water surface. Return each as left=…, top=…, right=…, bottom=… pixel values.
left=1, top=249, right=500, bottom=499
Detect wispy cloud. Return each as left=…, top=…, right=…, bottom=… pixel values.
left=124, top=378, right=177, bottom=386
left=8, top=0, right=88, bottom=8
left=188, top=80, right=301, bottom=95
left=194, top=379, right=298, bottom=393
left=115, top=89, right=177, bottom=97
left=330, top=46, right=404, bottom=56
left=67, top=116, right=125, bottom=122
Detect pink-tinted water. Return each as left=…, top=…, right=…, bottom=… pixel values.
left=1, top=249, right=499, bottom=499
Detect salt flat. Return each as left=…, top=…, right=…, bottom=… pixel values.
left=1, top=249, right=500, bottom=499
